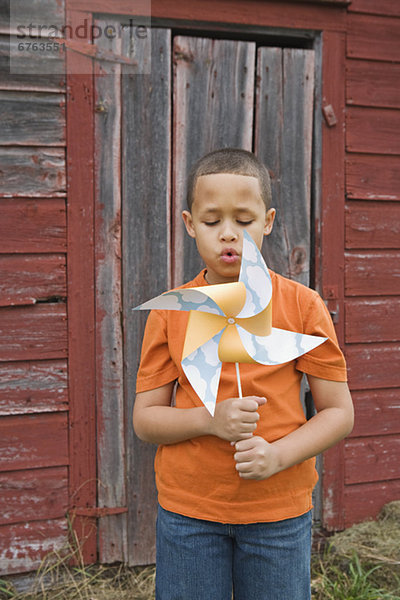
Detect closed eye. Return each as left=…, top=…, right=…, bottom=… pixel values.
left=237, top=220, right=253, bottom=226
left=204, top=220, right=219, bottom=226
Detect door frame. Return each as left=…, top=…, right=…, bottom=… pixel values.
left=66, top=0, right=347, bottom=563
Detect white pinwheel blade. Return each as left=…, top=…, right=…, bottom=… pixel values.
left=236, top=325, right=327, bottom=366
left=132, top=288, right=224, bottom=315
left=236, top=230, right=272, bottom=319
left=181, top=329, right=224, bottom=416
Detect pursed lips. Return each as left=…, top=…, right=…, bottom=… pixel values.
left=220, top=248, right=240, bottom=263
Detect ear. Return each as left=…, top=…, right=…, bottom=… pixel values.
left=182, top=210, right=196, bottom=238
left=264, top=208, right=276, bottom=237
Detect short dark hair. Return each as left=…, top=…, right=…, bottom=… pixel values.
left=186, top=148, right=272, bottom=211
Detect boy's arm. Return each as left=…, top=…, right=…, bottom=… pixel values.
left=133, top=384, right=266, bottom=445
left=233, top=376, right=354, bottom=480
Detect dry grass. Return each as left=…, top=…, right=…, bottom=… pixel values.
left=1, top=502, right=399, bottom=599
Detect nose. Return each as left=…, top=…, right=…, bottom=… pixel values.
left=219, top=221, right=238, bottom=242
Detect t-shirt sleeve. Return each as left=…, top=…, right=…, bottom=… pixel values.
left=296, top=291, right=347, bottom=382
left=136, top=309, right=179, bottom=393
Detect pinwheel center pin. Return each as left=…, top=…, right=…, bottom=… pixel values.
left=227, top=318, right=235, bottom=324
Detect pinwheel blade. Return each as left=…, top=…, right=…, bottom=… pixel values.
left=236, top=325, right=327, bottom=366
left=182, top=329, right=224, bottom=416
left=133, top=288, right=224, bottom=315
left=236, top=231, right=272, bottom=318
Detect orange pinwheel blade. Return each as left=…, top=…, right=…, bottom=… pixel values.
left=182, top=311, right=227, bottom=359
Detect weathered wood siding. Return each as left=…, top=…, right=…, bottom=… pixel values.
left=0, top=0, right=69, bottom=574
left=343, top=0, right=400, bottom=527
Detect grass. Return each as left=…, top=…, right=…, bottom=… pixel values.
left=1, top=502, right=399, bottom=600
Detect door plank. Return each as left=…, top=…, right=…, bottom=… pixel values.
left=345, top=435, right=400, bottom=484
left=347, top=13, right=400, bottom=61
left=345, top=201, right=400, bottom=249
left=173, top=35, right=255, bottom=285
left=345, top=298, right=400, bottom=343
left=347, top=107, right=400, bottom=155
left=347, top=59, right=400, bottom=109
left=344, top=480, right=400, bottom=527
left=346, top=343, right=400, bottom=390
left=350, top=389, right=400, bottom=437
left=256, top=47, right=315, bottom=285
left=94, top=18, right=126, bottom=565
left=121, top=27, right=171, bottom=566
left=346, top=154, right=400, bottom=201
left=345, top=251, right=400, bottom=296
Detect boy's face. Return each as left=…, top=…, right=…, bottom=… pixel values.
left=182, top=173, right=275, bottom=284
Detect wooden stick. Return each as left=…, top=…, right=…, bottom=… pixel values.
left=235, top=362, right=243, bottom=398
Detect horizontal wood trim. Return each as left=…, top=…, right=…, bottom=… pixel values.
left=0, top=304, right=67, bottom=361
left=345, top=434, right=400, bottom=484
left=346, top=154, right=400, bottom=201
left=0, top=359, right=68, bottom=416
left=347, top=13, right=400, bottom=62
left=350, top=389, right=400, bottom=437
left=67, top=0, right=347, bottom=31
left=0, top=518, right=68, bottom=576
left=347, top=59, right=400, bottom=109
left=345, top=201, right=400, bottom=249
left=0, top=412, right=68, bottom=472
left=0, top=466, right=68, bottom=526
left=348, top=0, right=400, bottom=17
left=0, top=36, right=66, bottom=93
left=0, top=199, right=66, bottom=253
left=346, top=343, right=400, bottom=390
left=0, top=91, right=65, bottom=146
left=0, top=147, right=66, bottom=198
left=345, top=251, right=400, bottom=296
left=345, top=297, right=400, bottom=343
left=346, top=107, right=400, bottom=155
left=0, top=254, right=66, bottom=306
left=344, top=480, right=400, bottom=526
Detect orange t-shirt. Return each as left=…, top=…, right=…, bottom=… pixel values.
left=136, top=269, right=347, bottom=524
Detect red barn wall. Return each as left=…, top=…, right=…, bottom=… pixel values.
left=343, top=0, right=400, bottom=525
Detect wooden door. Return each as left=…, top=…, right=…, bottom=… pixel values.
left=94, top=25, right=315, bottom=564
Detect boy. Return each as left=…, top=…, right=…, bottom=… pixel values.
left=133, top=148, right=354, bottom=600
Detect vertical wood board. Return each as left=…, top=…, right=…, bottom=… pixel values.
left=173, top=35, right=255, bottom=285
left=94, top=19, right=126, bottom=564
left=121, top=27, right=171, bottom=566
left=256, top=47, right=315, bottom=285
left=0, top=360, right=68, bottom=416
left=0, top=254, right=66, bottom=306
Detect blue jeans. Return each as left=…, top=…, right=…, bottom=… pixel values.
left=156, top=505, right=312, bottom=600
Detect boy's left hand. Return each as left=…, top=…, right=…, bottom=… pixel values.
left=233, top=436, right=281, bottom=480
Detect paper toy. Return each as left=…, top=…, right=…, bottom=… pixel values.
left=133, top=231, right=327, bottom=416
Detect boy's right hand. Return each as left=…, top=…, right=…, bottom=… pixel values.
left=209, top=396, right=266, bottom=442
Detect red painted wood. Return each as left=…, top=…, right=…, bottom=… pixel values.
left=0, top=199, right=66, bottom=253
left=0, top=254, right=66, bottom=306
left=345, top=298, right=400, bottom=343
left=346, top=343, right=400, bottom=390
left=318, top=31, right=347, bottom=531
left=347, top=60, right=400, bottom=109
left=347, top=107, right=400, bottom=155
left=344, top=434, right=400, bottom=484
left=345, top=201, right=400, bottom=249
left=346, top=154, right=400, bottom=201
left=0, top=467, right=68, bottom=525
left=0, top=148, right=66, bottom=198
left=67, top=0, right=347, bottom=31
left=348, top=0, right=400, bottom=17
left=0, top=304, right=67, bottom=361
left=0, top=360, right=68, bottom=416
left=344, top=480, right=400, bottom=526
left=0, top=518, right=68, bottom=576
left=347, top=13, right=400, bottom=61
left=345, top=251, right=400, bottom=296
left=0, top=413, right=68, bottom=472
left=65, top=8, right=97, bottom=564
left=350, top=389, right=400, bottom=437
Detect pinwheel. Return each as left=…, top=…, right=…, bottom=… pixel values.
left=133, top=231, right=327, bottom=416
